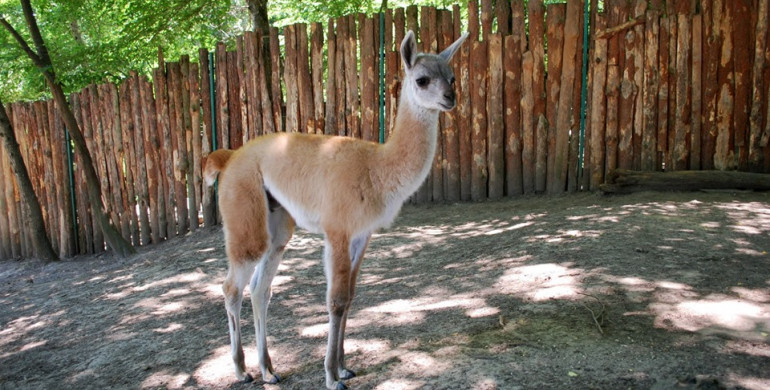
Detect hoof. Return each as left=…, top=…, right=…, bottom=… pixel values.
left=340, top=369, right=356, bottom=380
left=242, top=373, right=254, bottom=383
left=336, top=382, right=349, bottom=390
left=264, top=373, right=281, bottom=384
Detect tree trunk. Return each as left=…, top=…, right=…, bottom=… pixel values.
left=1, top=0, right=135, bottom=257
left=0, top=99, right=58, bottom=261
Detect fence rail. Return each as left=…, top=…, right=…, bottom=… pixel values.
left=1, top=0, right=769, bottom=259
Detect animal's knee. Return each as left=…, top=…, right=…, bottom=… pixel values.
left=328, top=292, right=351, bottom=317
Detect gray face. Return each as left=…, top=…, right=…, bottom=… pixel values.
left=400, top=30, right=468, bottom=112
left=408, top=54, right=457, bottom=111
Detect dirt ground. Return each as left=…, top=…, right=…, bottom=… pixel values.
left=1, top=191, right=769, bottom=390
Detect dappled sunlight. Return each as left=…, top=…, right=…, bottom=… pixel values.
left=373, top=378, right=425, bottom=390
left=727, top=373, right=770, bottom=390
left=141, top=370, right=191, bottom=389
left=193, top=345, right=236, bottom=387
left=651, top=295, right=770, bottom=339
left=496, top=263, right=584, bottom=301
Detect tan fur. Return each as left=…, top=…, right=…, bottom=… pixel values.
left=205, top=30, right=468, bottom=389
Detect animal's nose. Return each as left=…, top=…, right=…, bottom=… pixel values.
left=444, top=90, right=455, bottom=101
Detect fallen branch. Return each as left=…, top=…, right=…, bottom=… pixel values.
left=595, top=17, right=645, bottom=39
left=600, top=169, right=770, bottom=194
left=578, top=293, right=607, bottom=335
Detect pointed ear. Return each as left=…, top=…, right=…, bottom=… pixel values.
left=400, top=30, right=418, bottom=70
left=439, top=32, right=469, bottom=63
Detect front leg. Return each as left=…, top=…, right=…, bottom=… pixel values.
left=323, top=232, right=353, bottom=390
left=335, top=234, right=371, bottom=380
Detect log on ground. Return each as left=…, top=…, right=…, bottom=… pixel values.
left=600, top=169, right=770, bottom=193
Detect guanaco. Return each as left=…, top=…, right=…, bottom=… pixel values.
left=204, top=30, right=468, bottom=390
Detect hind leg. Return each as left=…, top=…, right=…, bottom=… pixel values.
left=250, top=206, right=294, bottom=384
left=223, top=260, right=258, bottom=382
left=218, top=165, right=272, bottom=382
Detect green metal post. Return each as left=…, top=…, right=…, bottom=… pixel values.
left=379, top=11, right=386, bottom=144
left=65, top=128, right=78, bottom=250
left=578, top=0, right=591, bottom=184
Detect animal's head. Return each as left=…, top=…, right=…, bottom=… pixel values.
left=400, top=30, right=469, bottom=112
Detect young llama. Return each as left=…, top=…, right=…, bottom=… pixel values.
left=204, top=30, right=468, bottom=390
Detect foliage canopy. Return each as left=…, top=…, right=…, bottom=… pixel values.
left=1, top=0, right=478, bottom=103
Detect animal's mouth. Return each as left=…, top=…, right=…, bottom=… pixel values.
left=439, top=101, right=456, bottom=111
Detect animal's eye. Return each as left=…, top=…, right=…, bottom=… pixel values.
left=416, top=77, right=430, bottom=87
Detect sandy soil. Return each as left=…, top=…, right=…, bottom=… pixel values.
left=1, top=191, right=769, bottom=390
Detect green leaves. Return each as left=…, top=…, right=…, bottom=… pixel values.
left=0, top=0, right=246, bottom=102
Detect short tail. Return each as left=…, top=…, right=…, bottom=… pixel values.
left=203, top=149, right=235, bottom=186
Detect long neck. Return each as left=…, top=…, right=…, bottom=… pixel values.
left=377, top=91, right=440, bottom=202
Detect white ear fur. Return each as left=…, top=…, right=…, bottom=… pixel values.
left=439, top=32, right=469, bottom=62
left=400, top=30, right=418, bottom=70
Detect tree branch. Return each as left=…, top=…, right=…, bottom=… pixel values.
left=20, top=0, right=52, bottom=65
left=0, top=15, right=43, bottom=68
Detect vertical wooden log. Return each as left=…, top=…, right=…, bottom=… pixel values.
left=749, top=0, right=769, bottom=170
left=244, top=32, right=260, bottom=140
left=297, top=24, right=314, bottom=134
left=187, top=63, right=198, bottom=230
left=487, top=34, right=504, bottom=200
left=496, top=0, right=511, bottom=35
left=128, top=75, right=151, bottom=245
left=256, top=30, right=275, bottom=134
left=361, top=17, right=377, bottom=142
left=133, top=79, right=157, bottom=244
left=521, top=52, right=536, bottom=194
left=690, top=14, right=702, bottom=170
left=528, top=0, right=547, bottom=193
left=665, top=1, right=678, bottom=170
left=199, top=48, right=216, bottom=227
left=701, top=0, right=719, bottom=170
left=618, top=27, right=638, bottom=170
left=458, top=23, right=473, bottom=201
left=284, top=25, right=299, bottom=133
left=504, top=33, right=523, bottom=196
left=0, top=142, right=10, bottom=258
left=237, top=37, right=249, bottom=144
left=117, top=84, right=137, bottom=245
left=215, top=42, right=229, bottom=149
left=549, top=0, right=581, bottom=194
left=589, top=15, right=608, bottom=189
left=311, top=22, right=325, bottom=134
left=468, top=0, right=480, bottom=42
left=154, top=67, right=176, bottom=238
left=325, top=20, right=338, bottom=136
left=641, top=11, right=660, bottom=172
left=98, top=84, right=125, bottom=244
left=606, top=64, right=620, bottom=178
left=732, top=0, right=752, bottom=170
left=480, top=0, right=493, bottom=41
left=226, top=50, right=242, bottom=147
left=181, top=58, right=195, bottom=232
left=335, top=17, right=347, bottom=136
left=715, top=1, right=735, bottom=170
left=1, top=115, right=20, bottom=257
left=269, top=27, right=284, bottom=132
left=169, top=62, right=190, bottom=234
left=631, top=0, right=645, bottom=170
left=470, top=40, right=488, bottom=201
left=442, top=12, right=460, bottom=202
left=50, top=100, right=75, bottom=256
left=658, top=15, right=671, bottom=169
left=36, top=103, right=56, bottom=247
left=345, top=16, right=360, bottom=139
left=671, top=13, right=691, bottom=171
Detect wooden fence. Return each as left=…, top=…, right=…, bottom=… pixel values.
left=1, top=0, right=769, bottom=259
